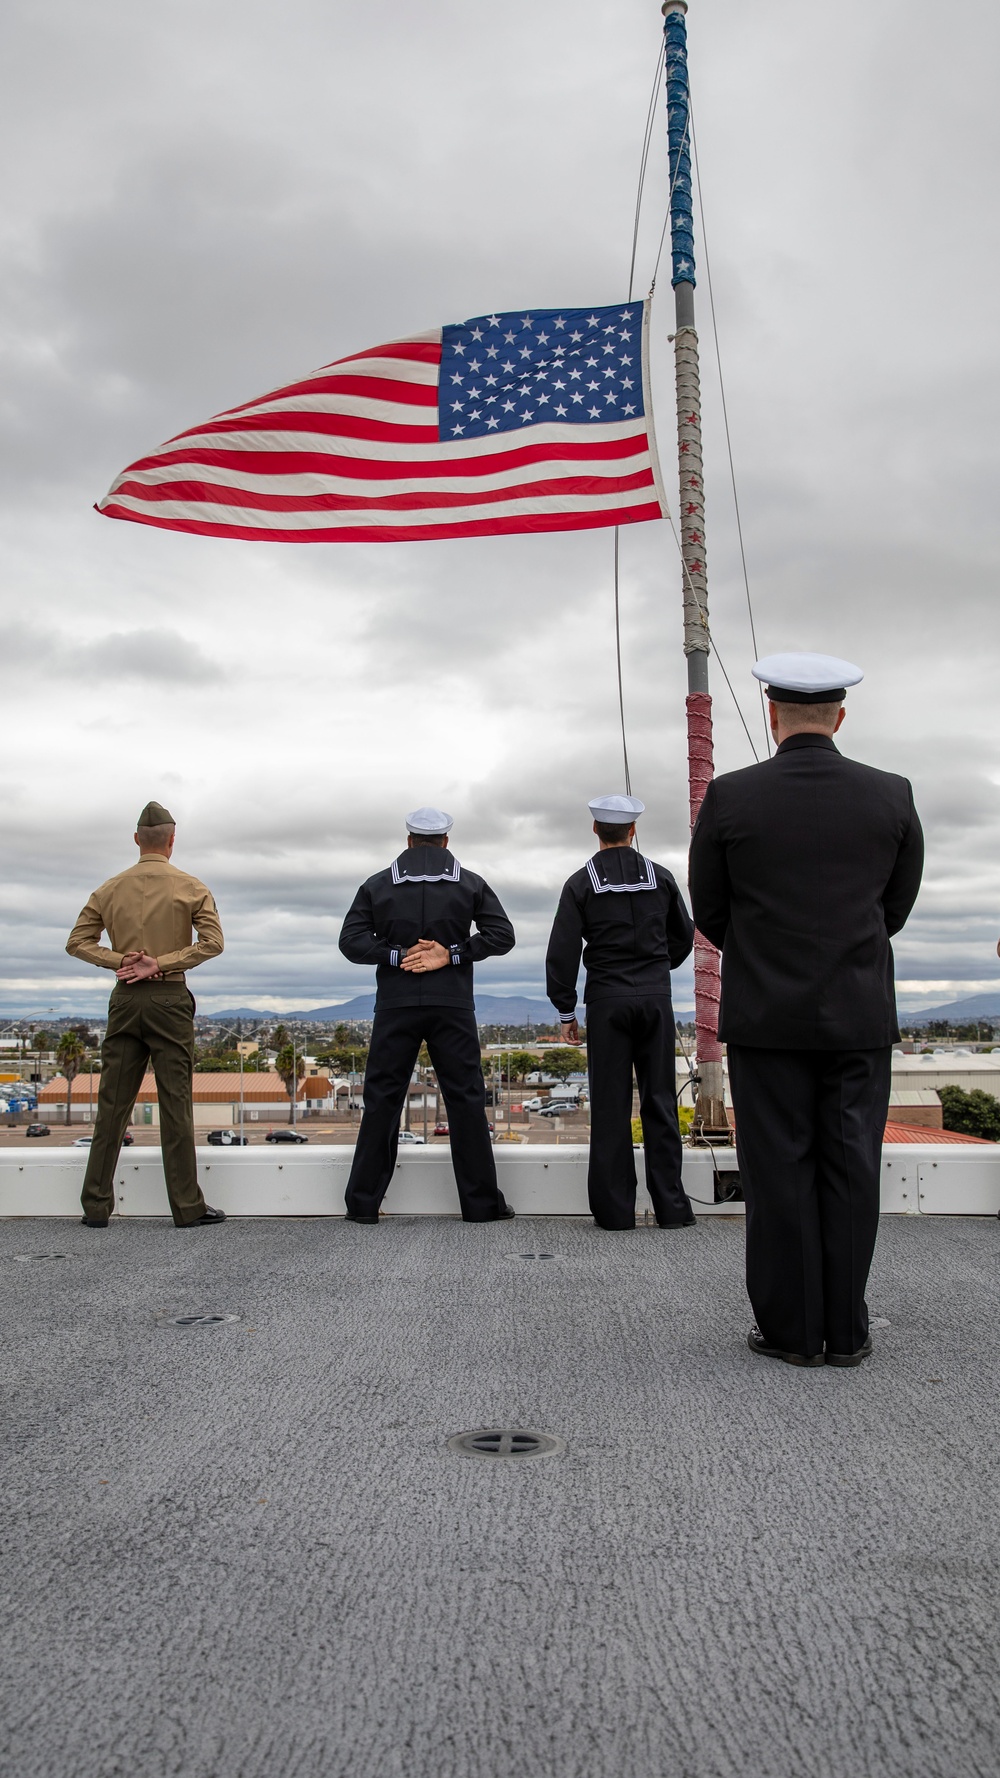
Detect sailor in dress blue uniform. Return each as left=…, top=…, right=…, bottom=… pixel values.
left=546, top=795, right=696, bottom=1230
left=689, top=654, right=924, bottom=1366
left=339, top=808, right=516, bottom=1223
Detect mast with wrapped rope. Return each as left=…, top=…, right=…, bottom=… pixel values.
left=661, top=0, right=729, bottom=1138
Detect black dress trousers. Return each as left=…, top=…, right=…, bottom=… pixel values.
left=346, top=1005, right=503, bottom=1221
left=727, top=1044, right=892, bottom=1358
left=585, top=997, right=692, bottom=1229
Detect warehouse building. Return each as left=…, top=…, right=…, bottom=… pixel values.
left=38, top=1071, right=335, bottom=1128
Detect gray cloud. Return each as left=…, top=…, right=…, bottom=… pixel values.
left=0, top=623, right=222, bottom=686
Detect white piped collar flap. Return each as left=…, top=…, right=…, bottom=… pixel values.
left=391, top=851, right=462, bottom=885
left=586, top=851, right=657, bottom=894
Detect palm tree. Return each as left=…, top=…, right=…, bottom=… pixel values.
left=274, top=1040, right=299, bottom=1124
left=56, top=1031, right=85, bottom=1126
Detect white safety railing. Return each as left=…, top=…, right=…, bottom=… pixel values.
left=1, top=1143, right=998, bottom=1217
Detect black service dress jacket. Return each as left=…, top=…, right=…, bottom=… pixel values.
left=338, top=846, right=515, bottom=1009
left=688, top=733, right=923, bottom=1049
left=546, top=846, right=694, bottom=1014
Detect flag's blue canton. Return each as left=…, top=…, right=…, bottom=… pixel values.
left=439, top=304, right=644, bottom=441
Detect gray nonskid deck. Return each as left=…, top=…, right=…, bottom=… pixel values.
left=0, top=1215, right=997, bottom=1778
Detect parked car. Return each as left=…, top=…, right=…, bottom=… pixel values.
left=73, top=1132, right=134, bottom=1146
left=25, top=1123, right=51, bottom=1138
left=397, top=1130, right=427, bottom=1145
left=206, top=1129, right=249, bottom=1146
left=537, top=1102, right=576, bottom=1119
left=265, top=1129, right=309, bottom=1143
left=433, top=1122, right=450, bottom=1136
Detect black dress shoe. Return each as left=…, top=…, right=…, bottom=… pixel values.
left=345, top=1212, right=379, bottom=1224
left=825, top=1335, right=873, bottom=1368
left=184, top=1206, right=227, bottom=1225
left=80, top=1215, right=109, bottom=1228
left=656, top=1214, right=697, bottom=1228
left=747, top=1326, right=824, bottom=1368
left=494, top=1198, right=515, bottom=1220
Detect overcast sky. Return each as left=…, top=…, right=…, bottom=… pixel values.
left=2, top=0, right=998, bottom=1017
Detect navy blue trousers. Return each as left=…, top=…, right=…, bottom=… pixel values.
left=727, top=1044, right=891, bottom=1358
left=346, top=1004, right=503, bottom=1221
left=586, top=996, right=692, bottom=1229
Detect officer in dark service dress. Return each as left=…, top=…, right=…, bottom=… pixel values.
left=66, top=800, right=227, bottom=1228
left=339, top=807, right=516, bottom=1223
left=689, top=654, right=924, bottom=1368
left=546, top=794, right=695, bottom=1231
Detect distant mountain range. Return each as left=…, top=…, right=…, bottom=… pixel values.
left=897, top=993, right=1000, bottom=1026
left=200, top=994, right=565, bottom=1025
left=201, top=991, right=996, bottom=1030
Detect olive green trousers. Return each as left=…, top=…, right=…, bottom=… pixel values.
left=81, top=981, right=206, bottom=1227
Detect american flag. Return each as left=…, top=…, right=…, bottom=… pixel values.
left=97, top=301, right=668, bottom=543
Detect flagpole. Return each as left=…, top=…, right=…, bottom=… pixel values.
left=662, top=0, right=728, bottom=1138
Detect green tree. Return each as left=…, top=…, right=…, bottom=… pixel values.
left=503, top=1051, right=540, bottom=1084
left=540, top=1047, right=587, bottom=1080
left=317, top=1045, right=369, bottom=1076
left=938, top=1086, right=1000, bottom=1141
left=56, top=1030, right=86, bottom=1126
left=32, top=1029, right=55, bottom=1052
left=274, top=1041, right=300, bottom=1123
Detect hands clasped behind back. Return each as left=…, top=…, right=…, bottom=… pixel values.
left=116, top=950, right=164, bottom=983
left=400, top=938, right=450, bottom=974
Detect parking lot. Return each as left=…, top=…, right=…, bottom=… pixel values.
left=1, top=1115, right=593, bottom=1148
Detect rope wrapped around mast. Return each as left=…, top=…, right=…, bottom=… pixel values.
left=674, top=327, right=709, bottom=659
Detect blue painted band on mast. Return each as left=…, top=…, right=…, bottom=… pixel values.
left=663, top=6, right=695, bottom=288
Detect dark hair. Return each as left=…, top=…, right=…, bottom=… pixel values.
left=410, top=832, right=448, bottom=847
left=136, top=822, right=175, bottom=850
left=593, top=820, right=633, bottom=843
left=770, top=699, right=843, bottom=731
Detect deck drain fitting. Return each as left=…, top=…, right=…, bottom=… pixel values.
left=508, top=1252, right=562, bottom=1262
left=12, top=1254, right=69, bottom=1262
left=447, top=1428, right=565, bottom=1461
left=160, top=1313, right=241, bottom=1328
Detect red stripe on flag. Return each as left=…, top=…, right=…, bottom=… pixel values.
left=328, top=340, right=441, bottom=369
left=98, top=501, right=664, bottom=543
left=163, top=414, right=440, bottom=449
left=108, top=468, right=656, bottom=513
left=121, top=434, right=651, bottom=480
left=218, top=342, right=442, bottom=414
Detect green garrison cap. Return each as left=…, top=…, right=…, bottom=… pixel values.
left=136, top=800, right=175, bottom=828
